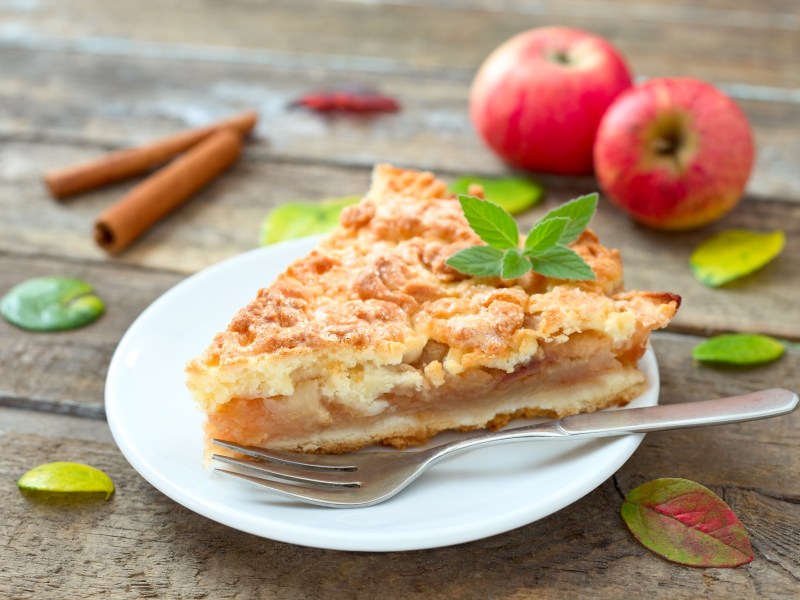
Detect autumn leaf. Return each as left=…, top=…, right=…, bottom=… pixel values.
left=293, top=89, right=400, bottom=113
left=259, top=196, right=361, bottom=244
left=690, top=230, right=784, bottom=287
left=449, top=176, right=544, bottom=214
left=0, top=277, right=105, bottom=332
left=621, top=478, right=754, bottom=568
left=693, top=334, right=785, bottom=366
left=18, top=462, right=115, bottom=500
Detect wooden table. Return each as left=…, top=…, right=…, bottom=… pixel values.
left=1, top=1, right=798, bottom=597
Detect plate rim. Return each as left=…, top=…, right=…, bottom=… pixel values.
left=105, top=238, right=657, bottom=552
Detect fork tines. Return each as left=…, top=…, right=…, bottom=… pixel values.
left=210, top=439, right=362, bottom=492
left=212, top=439, right=358, bottom=471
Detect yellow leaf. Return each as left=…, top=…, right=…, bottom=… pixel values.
left=690, top=230, right=784, bottom=287
left=260, top=196, right=361, bottom=245
left=449, top=176, right=544, bottom=215
left=17, top=462, right=115, bottom=500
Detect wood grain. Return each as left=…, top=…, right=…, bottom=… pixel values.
left=0, top=254, right=181, bottom=416
left=1, top=386, right=797, bottom=600
left=1, top=0, right=798, bottom=595
left=2, top=154, right=798, bottom=337
left=0, top=48, right=798, bottom=199
left=2, top=211, right=798, bottom=417
left=0, top=0, right=797, bottom=87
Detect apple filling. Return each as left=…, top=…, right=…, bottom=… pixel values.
left=186, top=166, right=679, bottom=457
left=205, top=331, right=648, bottom=454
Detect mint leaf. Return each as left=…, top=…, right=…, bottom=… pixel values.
left=529, top=246, right=596, bottom=280
left=459, top=195, right=519, bottom=249
left=525, top=216, right=569, bottom=253
left=448, top=193, right=598, bottom=282
left=539, top=193, right=598, bottom=245
left=445, top=246, right=504, bottom=277
left=501, top=249, right=533, bottom=279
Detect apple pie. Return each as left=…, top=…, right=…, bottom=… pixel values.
left=186, top=165, right=679, bottom=454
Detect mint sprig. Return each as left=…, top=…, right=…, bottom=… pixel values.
left=446, top=193, right=598, bottom=280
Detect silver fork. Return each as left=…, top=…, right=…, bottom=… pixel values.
left=212, top=388, right=798, bottom=508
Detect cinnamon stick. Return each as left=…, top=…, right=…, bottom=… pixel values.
left=45, top=110, right=257, bottom=199
left=94, top=128, right=242, bottom=254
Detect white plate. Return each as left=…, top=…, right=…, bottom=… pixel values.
left=106, top=237, right=659, bottom=552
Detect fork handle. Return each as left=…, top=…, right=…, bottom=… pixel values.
left=429, top=388, right=798, bottom=460
left=557, top=388, right=797, bottom=436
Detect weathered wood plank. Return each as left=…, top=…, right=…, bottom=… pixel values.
left=0, top=190, right=800, bottom=415
left=1, top=0, right=796, bottom=595
left=2, top=153, right=799, bottom=338
left=370, top=0, right=800, bottom=27
left=0, top=255, right=181, bottom=416
left=0, top=46, right=797, bottom=199
left=1, top=374, right=798, bottom=600
left=641, top=333, right=800, bottom=494
left=0, top=0, right=798, bottom=88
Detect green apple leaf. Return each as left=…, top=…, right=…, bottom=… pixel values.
left=458, top=195, right=519, bottom=250
left=621, top=478, right=754, bottom=568
left=18, top=462, right=115, bottom=500
left=690, top=230, right=785, bottom=287
left=260, top=196, right=361, bottom=245
left=449, top=176, right=545, bottom=215
left=693, top=333, right=785, bottom=366
left=445, top=246, right=504, bottom=277
left=0, top=277, right=105, bottom=332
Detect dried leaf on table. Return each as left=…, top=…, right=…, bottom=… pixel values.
left=621, top=478, right=754, bottom=568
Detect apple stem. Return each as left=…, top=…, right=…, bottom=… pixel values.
left=651, top=134, right=682, bottom=156
left=548, top=51, right=572, bottom=65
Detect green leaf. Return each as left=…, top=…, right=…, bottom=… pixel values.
left=621, top=478, right=754, bottom=568
left=0, top=277, right=105, bottom=332
left=18, top=462, right=115, bottom=500
left=260, top=196, right=361, bottom=245
left=525, top=216, right=569, bottom=253
left=445, top=246, right=504, bottom=277
left=458, top=195, right=519, bottom=250
left=538, top=193, right=598, bottom=245
left=693, top=333, right=785, bottom=366
left=449, top=176, right=544, bottom=215
left=528, top=246, right=596, bottom=280
left=690, top=230, right=785, bottom=287
left=500, top=249, right=533, bottom=279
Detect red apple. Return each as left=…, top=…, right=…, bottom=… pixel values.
left=470, top=27, right=633, bottom=175
left=594, top=78, right=754, bottom=230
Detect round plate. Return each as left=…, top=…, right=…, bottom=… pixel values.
left=105, top=237, right=659, bottom=552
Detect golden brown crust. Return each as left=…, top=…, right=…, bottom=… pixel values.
left=187, top=164, right=677, bottom=376
left=187, top=164, right=680, bottom=453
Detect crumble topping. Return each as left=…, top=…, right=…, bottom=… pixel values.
left=186, top=164, right=679, bottom=411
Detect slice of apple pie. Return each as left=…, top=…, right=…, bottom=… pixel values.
left=186, top=165, right=679, bottom=454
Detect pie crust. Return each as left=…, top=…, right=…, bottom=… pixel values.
left=186, top=165, right=679, bottom=453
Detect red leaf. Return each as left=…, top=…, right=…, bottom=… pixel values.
left=621, top=478, right=754, bottom=568
left=293, top=90, right=400, bottom=113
